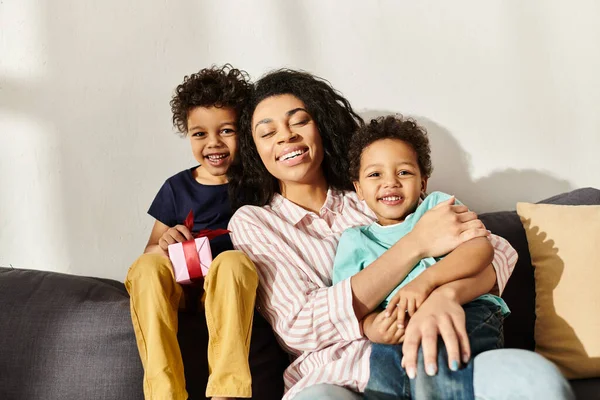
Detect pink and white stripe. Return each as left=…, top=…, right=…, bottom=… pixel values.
left=229, top=189, right=517, bottom=399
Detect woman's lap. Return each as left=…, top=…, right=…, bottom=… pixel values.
left=473, top=349, right=574, bottom=400
left=293, top=384, right=362, bottom=400
left=293, top=349, right=574, bottom=400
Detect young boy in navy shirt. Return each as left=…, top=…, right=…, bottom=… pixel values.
left=126, top=65, right=257, bottom=400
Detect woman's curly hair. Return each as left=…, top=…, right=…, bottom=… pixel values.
left=170, top=64, right=251, bottom=134
left=348, top=115, right=433, bottom=181
left=228, top=69, right=364, bottom=210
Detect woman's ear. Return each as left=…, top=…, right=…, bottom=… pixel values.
left=353, top=181, right=364, bottom=201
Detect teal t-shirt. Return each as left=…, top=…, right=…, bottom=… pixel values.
left=332, top=191, right=509, bottom=315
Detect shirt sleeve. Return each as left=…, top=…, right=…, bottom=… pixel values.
left=229, top=208, right=363, bottom=355
left=489, top=233, right=518, bottom=295
left=331, top=229, right=364, bottom=286
left=147, top=180, right=178, bottom=227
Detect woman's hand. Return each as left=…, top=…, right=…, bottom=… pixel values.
left=158, top=224, right=194, bottom=251
left=409, top=196, right=488, bottom=259
left=400, top=288, right=470, bottom=379
left=363, top=310, right=406, bottom=344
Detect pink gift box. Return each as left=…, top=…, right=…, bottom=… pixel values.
left=167, top=237, right=212, bottom=285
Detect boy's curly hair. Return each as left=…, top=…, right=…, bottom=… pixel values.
left=170, top=64, right=251, bottom=134
left=349, top=115, right=433, bottom=181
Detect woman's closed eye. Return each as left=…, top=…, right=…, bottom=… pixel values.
left=290, top=118, right=309, bottom=127
left=260, top=130, right=276, bottom=138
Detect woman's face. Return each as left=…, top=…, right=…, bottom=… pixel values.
left=251, top=94, right=324, bottom=187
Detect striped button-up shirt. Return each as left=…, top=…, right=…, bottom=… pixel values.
left=229, top=189, right=517, bottom=399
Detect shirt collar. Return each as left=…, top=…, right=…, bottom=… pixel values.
left=270, top=188, right=345, bottom=226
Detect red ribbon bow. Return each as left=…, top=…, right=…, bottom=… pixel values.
left=182, top=210, right=230, bottom=282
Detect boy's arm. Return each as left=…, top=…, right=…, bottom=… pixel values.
left=418, top=236, right=494, bottom=290
left=143, top=220, right=193, bottom=255
left=362, top=308, right=406, bottom=344
left=144, top=220, right=170, bottom=255
left=386, top=236, right=493, bottom=325
left=433, top=263, right=497, bottom=305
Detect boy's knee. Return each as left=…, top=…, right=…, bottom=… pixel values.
left=210, top=250, right=258, bottom=284
left=126, top=253, right=173, bottom=284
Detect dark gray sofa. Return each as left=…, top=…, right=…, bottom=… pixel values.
left=1, top=188, right=599, bottom=400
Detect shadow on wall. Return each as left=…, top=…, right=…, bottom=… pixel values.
left=359, top=110, right=573, bottom=212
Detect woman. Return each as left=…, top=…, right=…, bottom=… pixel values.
left=225, top=70, right=573, bottom=399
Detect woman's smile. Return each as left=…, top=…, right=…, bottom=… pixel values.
left=252, top=94, right=324, bottom=186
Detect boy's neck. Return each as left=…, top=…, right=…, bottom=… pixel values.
left=375, top=203, right=419, bottom=226
left=280, top=176, right=329, bottom=214
left=376, top=218, right=405, bottom=227
left=193, top=166, right=228, bottom=185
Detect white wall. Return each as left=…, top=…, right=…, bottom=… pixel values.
left=1, top=0, right=599, bottom=281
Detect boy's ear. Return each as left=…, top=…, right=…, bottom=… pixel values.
left=421, top=177, right=429, bottom=196
left=353, top=181, right=364, bottom=201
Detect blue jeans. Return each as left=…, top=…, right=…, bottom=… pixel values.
left=293, top=349, right=575, bottom=399
left=364, top=299, right=504, bottom=400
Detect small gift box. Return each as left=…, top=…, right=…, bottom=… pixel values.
left=167, top=210, right=229, bottom=285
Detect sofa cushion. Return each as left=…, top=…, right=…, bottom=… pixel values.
left=570, top=378, right=600, bottom=400
left=0, top=267, right=144, bottom=400
left=0, top=267, right=288, bottom=400
left=480, top=187, right=600, bottom=351
left=517, top=202, right=600, bottom=379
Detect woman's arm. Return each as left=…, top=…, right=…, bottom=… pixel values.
left=399, top=265, right=496, bottom=379
left=400, top=232, right=518, bottom=377
left=230, top=210, right=365, bottom=353
left=421, top=237, right=494, bottom=289
left=385, top=237, right=494, bottom=319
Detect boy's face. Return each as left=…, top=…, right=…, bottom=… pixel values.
left=187, top=106, right=238, bottom=181
left=354, top=138, right=428, bottom=226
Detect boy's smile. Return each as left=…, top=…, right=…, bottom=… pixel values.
left=187, top=106, right=238, bottom=185
left=354, top=138, right=428, bottom=226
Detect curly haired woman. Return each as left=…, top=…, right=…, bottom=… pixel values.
left=225, top=69, right=574, bottom=400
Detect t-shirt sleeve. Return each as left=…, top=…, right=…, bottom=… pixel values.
left=426, top=191, right=464, bottom=208
left=147, top=181, right=178, bottom=227
left=332, top=228, right=365, bottom=285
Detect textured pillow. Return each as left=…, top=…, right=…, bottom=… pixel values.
left=481, top=187, right=600, bottom=351
left=516, top=202, right=600, bottom=379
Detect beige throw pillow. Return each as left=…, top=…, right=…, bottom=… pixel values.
left=517, top=202, right=600, bottom=379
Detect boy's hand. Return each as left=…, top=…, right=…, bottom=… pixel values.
left=158, top=225, right=194, bottom=251
left=363, top=310, right=406, bottom=344
left=386, top=274, right=436, bottom=328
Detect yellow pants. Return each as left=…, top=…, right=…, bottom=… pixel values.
left=125, top=250, right=258, bottom=399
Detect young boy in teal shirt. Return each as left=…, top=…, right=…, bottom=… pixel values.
left=333, top=115, right=512, bottom=399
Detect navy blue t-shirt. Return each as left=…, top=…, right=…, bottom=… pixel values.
left=148, top=167, right=233, bottom=257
